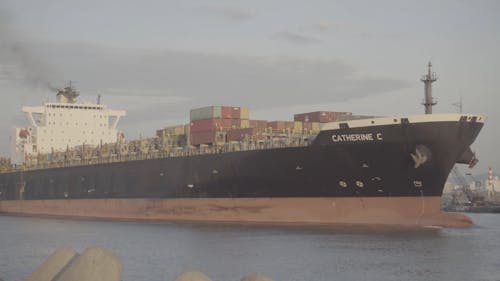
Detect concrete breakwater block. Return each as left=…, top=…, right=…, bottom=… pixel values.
left=25, top=248, right=78, bottom=281
left=174, top=271, right=212, bottom=281
left=27, top=247, right=122, bottom=281
left=241, top=274, right=274, bottom=281
left=56, top=247, right=122, bottom=281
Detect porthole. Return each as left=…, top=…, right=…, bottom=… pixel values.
left=339, top=181, right=348, bottom=188
left=356, top=180, right=364, bottom=188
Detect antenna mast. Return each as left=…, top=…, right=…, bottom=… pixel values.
left=421, top=62, right=438, bottom=114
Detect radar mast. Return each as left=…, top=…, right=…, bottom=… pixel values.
left=421, top=62, right=438, bottom=114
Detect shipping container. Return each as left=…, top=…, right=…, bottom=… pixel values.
left=156, top=125, right=186, bottom=138
left=293, top=121, right=303, bottom=134
left=336, top=114, right=376, bottom=121
left=190, top=119, right=215, bottom=132
left=190, top=130, right=226, bottom=146
left=190, top=131, right=215, bottom=146
left=249, top=120, right=268, bottom=129
left=221, top=106, right=241, bottom=119
left=160, top=134, right=188, bottom=147
left=302, top=122, right=321, bottom=133
left=267, top=121, right=295, bottom=132
left=240, top=107, right=250, bottom=119
left=190, top=118, right=241, bottom=132
left=294, top=111, right=352, bottom=123
left=227, top=128, right=265, bottom=142
left=240, top=119, right=250, bottom=128
left=311, top=122, right=321, bottom=133
left=190, top=106, right=222, bottom=121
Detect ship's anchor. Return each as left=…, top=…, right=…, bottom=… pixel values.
left=411, top=145, right=431, bottom=168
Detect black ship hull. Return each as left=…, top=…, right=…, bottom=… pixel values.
left=0, top=114, right=485, bottom=227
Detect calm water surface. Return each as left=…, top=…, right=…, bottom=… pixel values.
left=0, top=214, right=499, bottom=281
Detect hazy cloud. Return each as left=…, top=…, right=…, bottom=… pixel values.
left=0, top=9, right=62, bottom=90
left=5, top=40, right=411, bottom=107
left=273, top=31, right=321, bottom=44
left=198, top=5, right=256, bottom=21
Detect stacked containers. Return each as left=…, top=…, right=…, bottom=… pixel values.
left=190, top=118, right=241, bottom=131
left=227, top=128, right=265, bottom=142
left=294, top=111, right=352, bottom=134
left=156, top=125, right=189, bottom=148
left=190, top=106, right=222, bottom=121
left=240, top=107, right=250, bottom=128
left=302, top=122, right=321, bottom=134
left=249, top=120, right=268, bottom=130
left=293, top=121, right=303, bottom=134
left=267, top=121, right=295, bottom=133
left=240, top=107, right=250, bottom=119
left=221, top=106, right=240, bottom=119
left=190, top=106, right=250, bottom=145
left=294, top=111, right=352, bottom=123
left=156, top=125, right=186, bottom=138
left=190, top=106, right=221, bottom=145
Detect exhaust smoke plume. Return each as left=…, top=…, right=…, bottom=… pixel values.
left=0, top=9, right=61, bottom=91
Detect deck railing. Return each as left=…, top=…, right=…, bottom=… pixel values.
left=1, top=134, right=316, bottom=174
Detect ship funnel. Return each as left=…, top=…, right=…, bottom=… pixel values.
left=421, top=62, right=437, bottom=114
left=56, top=81, right=79, bottom=103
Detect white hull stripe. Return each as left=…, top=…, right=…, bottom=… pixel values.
left=321, top=113, right=485, bottom=131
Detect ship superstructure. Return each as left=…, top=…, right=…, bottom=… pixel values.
left=12, top=84, right=125, bottom=163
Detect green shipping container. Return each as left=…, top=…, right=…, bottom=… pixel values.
left=190, top=106, right=222, bottom=121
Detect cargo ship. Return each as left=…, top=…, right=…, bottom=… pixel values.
left=0, top=64, right=485, bottom=227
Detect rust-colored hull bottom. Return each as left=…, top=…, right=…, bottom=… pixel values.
left=0, top=197, right=472, bottom=228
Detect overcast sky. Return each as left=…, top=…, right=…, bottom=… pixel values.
left=0, top=0, right=499, bottom=174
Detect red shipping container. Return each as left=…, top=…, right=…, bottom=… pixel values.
left=190, top=119, right=215, bottom=132
left=221, top=106, right=241, bottom=119
left=190, top=131, right=217, bottom=145
left=249, top=120, right=268, bottom=129
left=220, top=118, right=241, bottom=129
